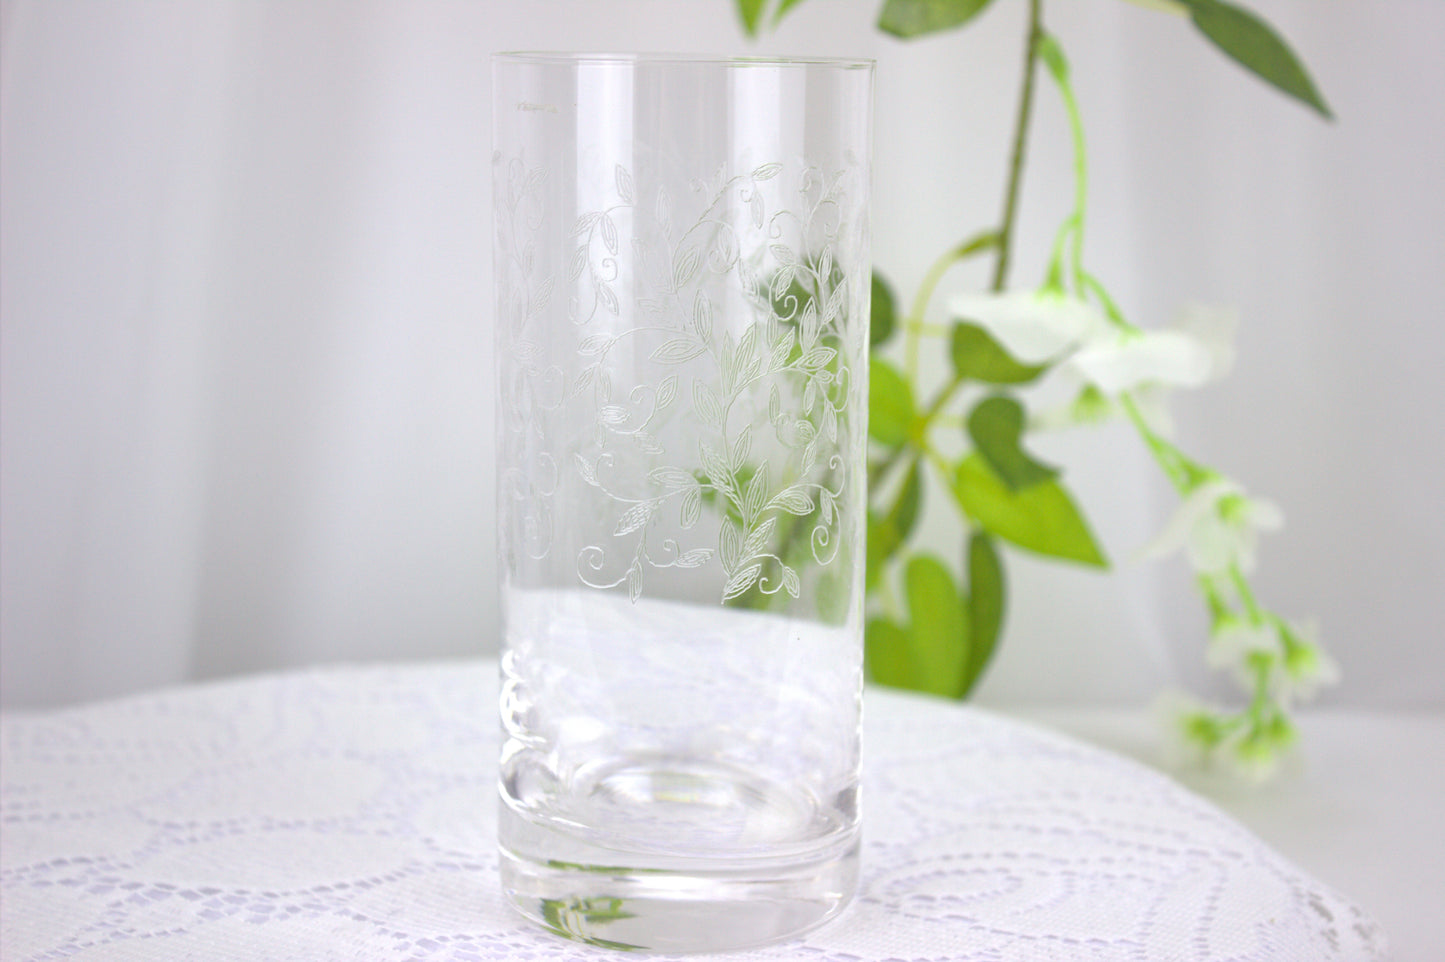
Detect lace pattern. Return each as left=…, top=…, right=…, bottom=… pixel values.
left=1, top=662, right=1386, bottom=961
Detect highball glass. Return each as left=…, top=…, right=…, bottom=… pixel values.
left=492, top=52, right=872, bottom=953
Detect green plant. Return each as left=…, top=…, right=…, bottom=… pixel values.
left=739, top=0, right=1338, bottom=777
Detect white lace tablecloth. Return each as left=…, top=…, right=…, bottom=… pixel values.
left=0, top=661, right=1387, bottom=961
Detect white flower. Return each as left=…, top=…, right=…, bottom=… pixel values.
left=1207, top=614, right=1279, bottom=672
left=1065, top=328, right=1214, bottom=394
left=948, top=289, right=1109, bottom=364
left=948, top=290, right=1238, bottom=388
left=1226, top=720, right=1294, bottom=783
left=1279, top=619, right=1340, bottom=700
left=1143, top=477, right=1284, bottom=574
left=1029, top=382, right=1178, bottom=436
left=1028, top=384, right=1116, bottom=431
left=1064, top=303, right=1236, bottom=395
left=1154, top=689, right=1223, bottom=762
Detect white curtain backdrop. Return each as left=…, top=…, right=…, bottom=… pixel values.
left=3, top=0, right=1441, bottom=709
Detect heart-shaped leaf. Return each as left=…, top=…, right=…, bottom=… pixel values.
left=962, top=531, right=1004, bottom=695
left=966, top=395, right=1058, bottom=491
left=865, top=617, right=917, bottom=688
left=950, top=321, right=1048, bottom=384
left=869, top=357, right=916, bottom=447
left=953, top=454, right=1107, bottom=567
left=902, top=554, right=970, bottom=697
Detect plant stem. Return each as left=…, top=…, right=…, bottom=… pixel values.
left=1058, top=47, right=1088, bottom=291
left=905, top=246, right=967, bottom=381
left=1230, top=564, right=1265, bottom=622
left=1120, top=393, right=1201, bottom=494
left=990, top=0, right=1044, bottom=293
left=867, top=373, right=966, bottom=491
left=874, top=1, right=1046, bottom=508
left=903, top=231, right=1001, bottom=381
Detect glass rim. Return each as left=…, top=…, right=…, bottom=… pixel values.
left=493, top=51, right=874, bottom=69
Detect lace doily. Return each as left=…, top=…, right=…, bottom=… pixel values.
left=0, top=661, right=1386, bottom=961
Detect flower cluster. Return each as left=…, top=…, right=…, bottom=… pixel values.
left=740, top=0, right=1338, bottom=779
left=950, top=291, right=1237, bottom=431
left=949, top=285, right=1337, bottom=776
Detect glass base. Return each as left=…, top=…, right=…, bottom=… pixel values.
left=498, top=758, right=859, bottom=953
left=500, top=841, right=858, bottom=953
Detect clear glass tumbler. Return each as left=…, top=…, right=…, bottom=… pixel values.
left=492, top=52, right=872, bottom=953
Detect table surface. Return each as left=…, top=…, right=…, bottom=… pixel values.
left=1017, top=705, right=1445, bottom=962
left=1, top=659, right=1418, bottom=961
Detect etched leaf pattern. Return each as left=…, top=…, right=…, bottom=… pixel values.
left=499, top=154, right=862, bottom=603
left=493, top=154, right=560, bottom=562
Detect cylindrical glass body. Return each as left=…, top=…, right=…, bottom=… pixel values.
left=492, top=52, right=872, bottom=953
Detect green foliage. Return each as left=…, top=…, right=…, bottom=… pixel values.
left=865, top=554, right=969, bottom=696
left=878, top=0, right=998, bottom=39
left=736, top=0, right=768, bottom=36
left=866, top=459, right=922, bottom=589
left=1179, top=0, right=1332, bottom=118
left=951, top=229, right=1002, bottom=260
left=965, top=531, right=1005, bottom=689
left=864, top=617, right=914, bottom=688
left=953, top=454, right=1106, bottom=566
left=865, top=534, right=1002, bottom=698
left=1035, top=29, right=1070, bottom=85
left=736, top=0, right=809, bottom=35
left=736, top=0, right=1334, bottom=772
left=865, top=516, right=897, bottom=592
left=774, top=0, right=808, bottom=28
left=966, top=395, right=1058, bottom=491
left=950, top=322, right=1047, bottom=384
left=871, top=272, right=898, bottom=347
left=902, top=554, right=970, bottom=695
left=868, top=356, right=916, bottom=447
left=540, top=897, right=640, bottom=951
left=738, top=0, right=1331, bottom=118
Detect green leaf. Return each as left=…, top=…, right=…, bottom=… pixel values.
left=888, top=460, right=923, bottom=542
left=865, top=617, right=917, bottom=689
left=865, top=513, right=900, bottom=591
left=1179, top=0, right=1332, bottom=118
left=962, top=531, right=1004, bottom=695
left=773, top=0, right=808, bottom=27
left=903, top=554, right=970, bottom=697
left=865, top=460, right=922, bottom=589
left=949, top=321, right=1048, bottom=384
left=1035, top=31, right=1069, bottom=84
left=736, top=0, right=767, bottom=36
left=966, top=395, right=1058, bottom=491
left=540, top=897, right=642, bottom=951
left=868, top=356, right=916, bottom=447
left=871, top=272, right=897, bottom=347
left=953, top=454, right=1108, bottom=567
left=1119, top=0, right=1188, bottom=12
left=878, top=0, right=998, bottom=38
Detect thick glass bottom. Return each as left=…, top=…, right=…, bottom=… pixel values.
left=498, top=758, right=859, bottom=953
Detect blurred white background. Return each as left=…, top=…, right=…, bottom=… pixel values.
left=2, top=0, right=1441, bottom=710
